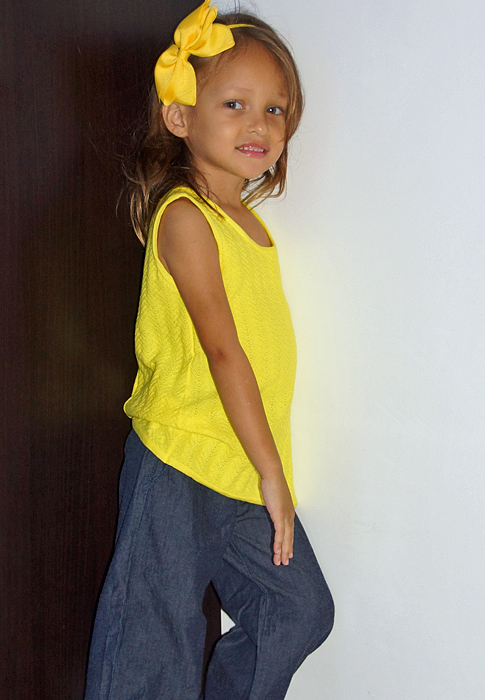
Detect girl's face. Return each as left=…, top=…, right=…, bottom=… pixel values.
left=181, top=42, right=288, bottom=194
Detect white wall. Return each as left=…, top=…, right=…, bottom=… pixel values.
left=229, top=0, right=485, bottom=697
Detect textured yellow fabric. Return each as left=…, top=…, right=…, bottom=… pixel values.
left=124, top=187, right=297, bottom=506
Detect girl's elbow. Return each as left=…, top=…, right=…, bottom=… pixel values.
left=204, top=342, right=244, bottom=367
left=205, top=346, right=227, bottom=365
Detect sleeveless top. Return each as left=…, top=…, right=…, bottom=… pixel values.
left=124, top=187, right=297, bottom=506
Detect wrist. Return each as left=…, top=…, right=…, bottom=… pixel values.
left=257, top=458, right=283, bottom=476
left=260, top=468, right=286, bottom=482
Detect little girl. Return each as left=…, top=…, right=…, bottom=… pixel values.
left=85, top=3, right=334, bottom=699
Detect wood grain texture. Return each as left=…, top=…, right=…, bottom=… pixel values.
left=1, top=2, right=219, bottom=698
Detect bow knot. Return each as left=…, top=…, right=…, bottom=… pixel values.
left=155, top=1, right=237, bottom=106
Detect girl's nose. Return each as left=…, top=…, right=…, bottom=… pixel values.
left=248, top=111, right=268, bottom=135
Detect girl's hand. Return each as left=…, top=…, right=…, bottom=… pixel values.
left=260, top=473, right=295, bottom=566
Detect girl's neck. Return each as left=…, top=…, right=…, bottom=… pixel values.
left=196, top=171, right=246, bottom=211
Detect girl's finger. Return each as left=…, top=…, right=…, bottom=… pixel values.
left=273, top=519, right=285, bottom=566
left=281, top=521, right=294, bottom=565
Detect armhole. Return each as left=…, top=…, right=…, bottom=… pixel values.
left=149, top=190, right=222, bottom=278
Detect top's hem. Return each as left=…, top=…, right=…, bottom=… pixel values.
left=132, top=421, right=298, bottom=508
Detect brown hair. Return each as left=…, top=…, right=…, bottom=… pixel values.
left=127, top=10, right=304, bottom=244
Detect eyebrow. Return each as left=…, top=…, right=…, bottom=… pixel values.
left=222, top=86, right=288, bottom=99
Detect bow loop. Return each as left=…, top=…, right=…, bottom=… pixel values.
left=155, top=1, right=236, bottom=106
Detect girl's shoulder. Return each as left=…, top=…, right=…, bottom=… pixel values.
left=160, top=195, right=211, bottom=234
left=159, top=186, right=209, bottom=212
left=149, top=187, right=214, bottom=242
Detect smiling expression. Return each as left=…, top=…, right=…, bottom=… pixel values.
left=181, top=42, right=288, bottom=194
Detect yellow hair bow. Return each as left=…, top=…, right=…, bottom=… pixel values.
left=155, top=1, right=247, bottom=106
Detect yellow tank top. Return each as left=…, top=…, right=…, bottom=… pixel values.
left=124, top=187, right=297, bottom=506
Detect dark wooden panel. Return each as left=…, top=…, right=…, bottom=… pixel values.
left=1, top=2, right=219, bottom=698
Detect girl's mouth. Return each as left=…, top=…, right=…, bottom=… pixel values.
left=236, top=143, right=269, bottom=158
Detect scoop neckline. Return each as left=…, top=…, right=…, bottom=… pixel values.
left=177, top=187, right=276, bottom=251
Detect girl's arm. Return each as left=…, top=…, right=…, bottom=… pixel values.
left=158, top=198, right=294, bottom=566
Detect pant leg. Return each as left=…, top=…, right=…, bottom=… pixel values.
left=205, top=503, right=334, bottom=700
left=85, top=431, right=237, bottom=700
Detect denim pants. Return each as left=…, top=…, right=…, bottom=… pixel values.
left=85, top=430, right=334, bottom=700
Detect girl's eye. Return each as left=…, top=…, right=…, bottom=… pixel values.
left=224, top=100, right=243, bottom=110
left=267, top=106, right=285, bottom=116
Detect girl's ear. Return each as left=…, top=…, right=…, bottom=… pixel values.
left=162, top=103, right=191, bottom=138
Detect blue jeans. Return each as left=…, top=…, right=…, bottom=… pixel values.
left=85, top=431, right=334, bottom=700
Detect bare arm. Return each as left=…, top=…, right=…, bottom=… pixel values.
left=158, top=199, right=294, bottom=565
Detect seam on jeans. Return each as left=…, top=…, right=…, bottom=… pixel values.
left=224, top=511, right=274, bottom=700
left=247, top=585, right=268, bottom=700
left=105, top=445, right=163, bottom=700
left=228, top=538, right=267, bottom=596
left=215, top=538, right=269, bottom=700
left=115, top=441, right=167, bottom=546
left=206, top=505, right=237, bottom=586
